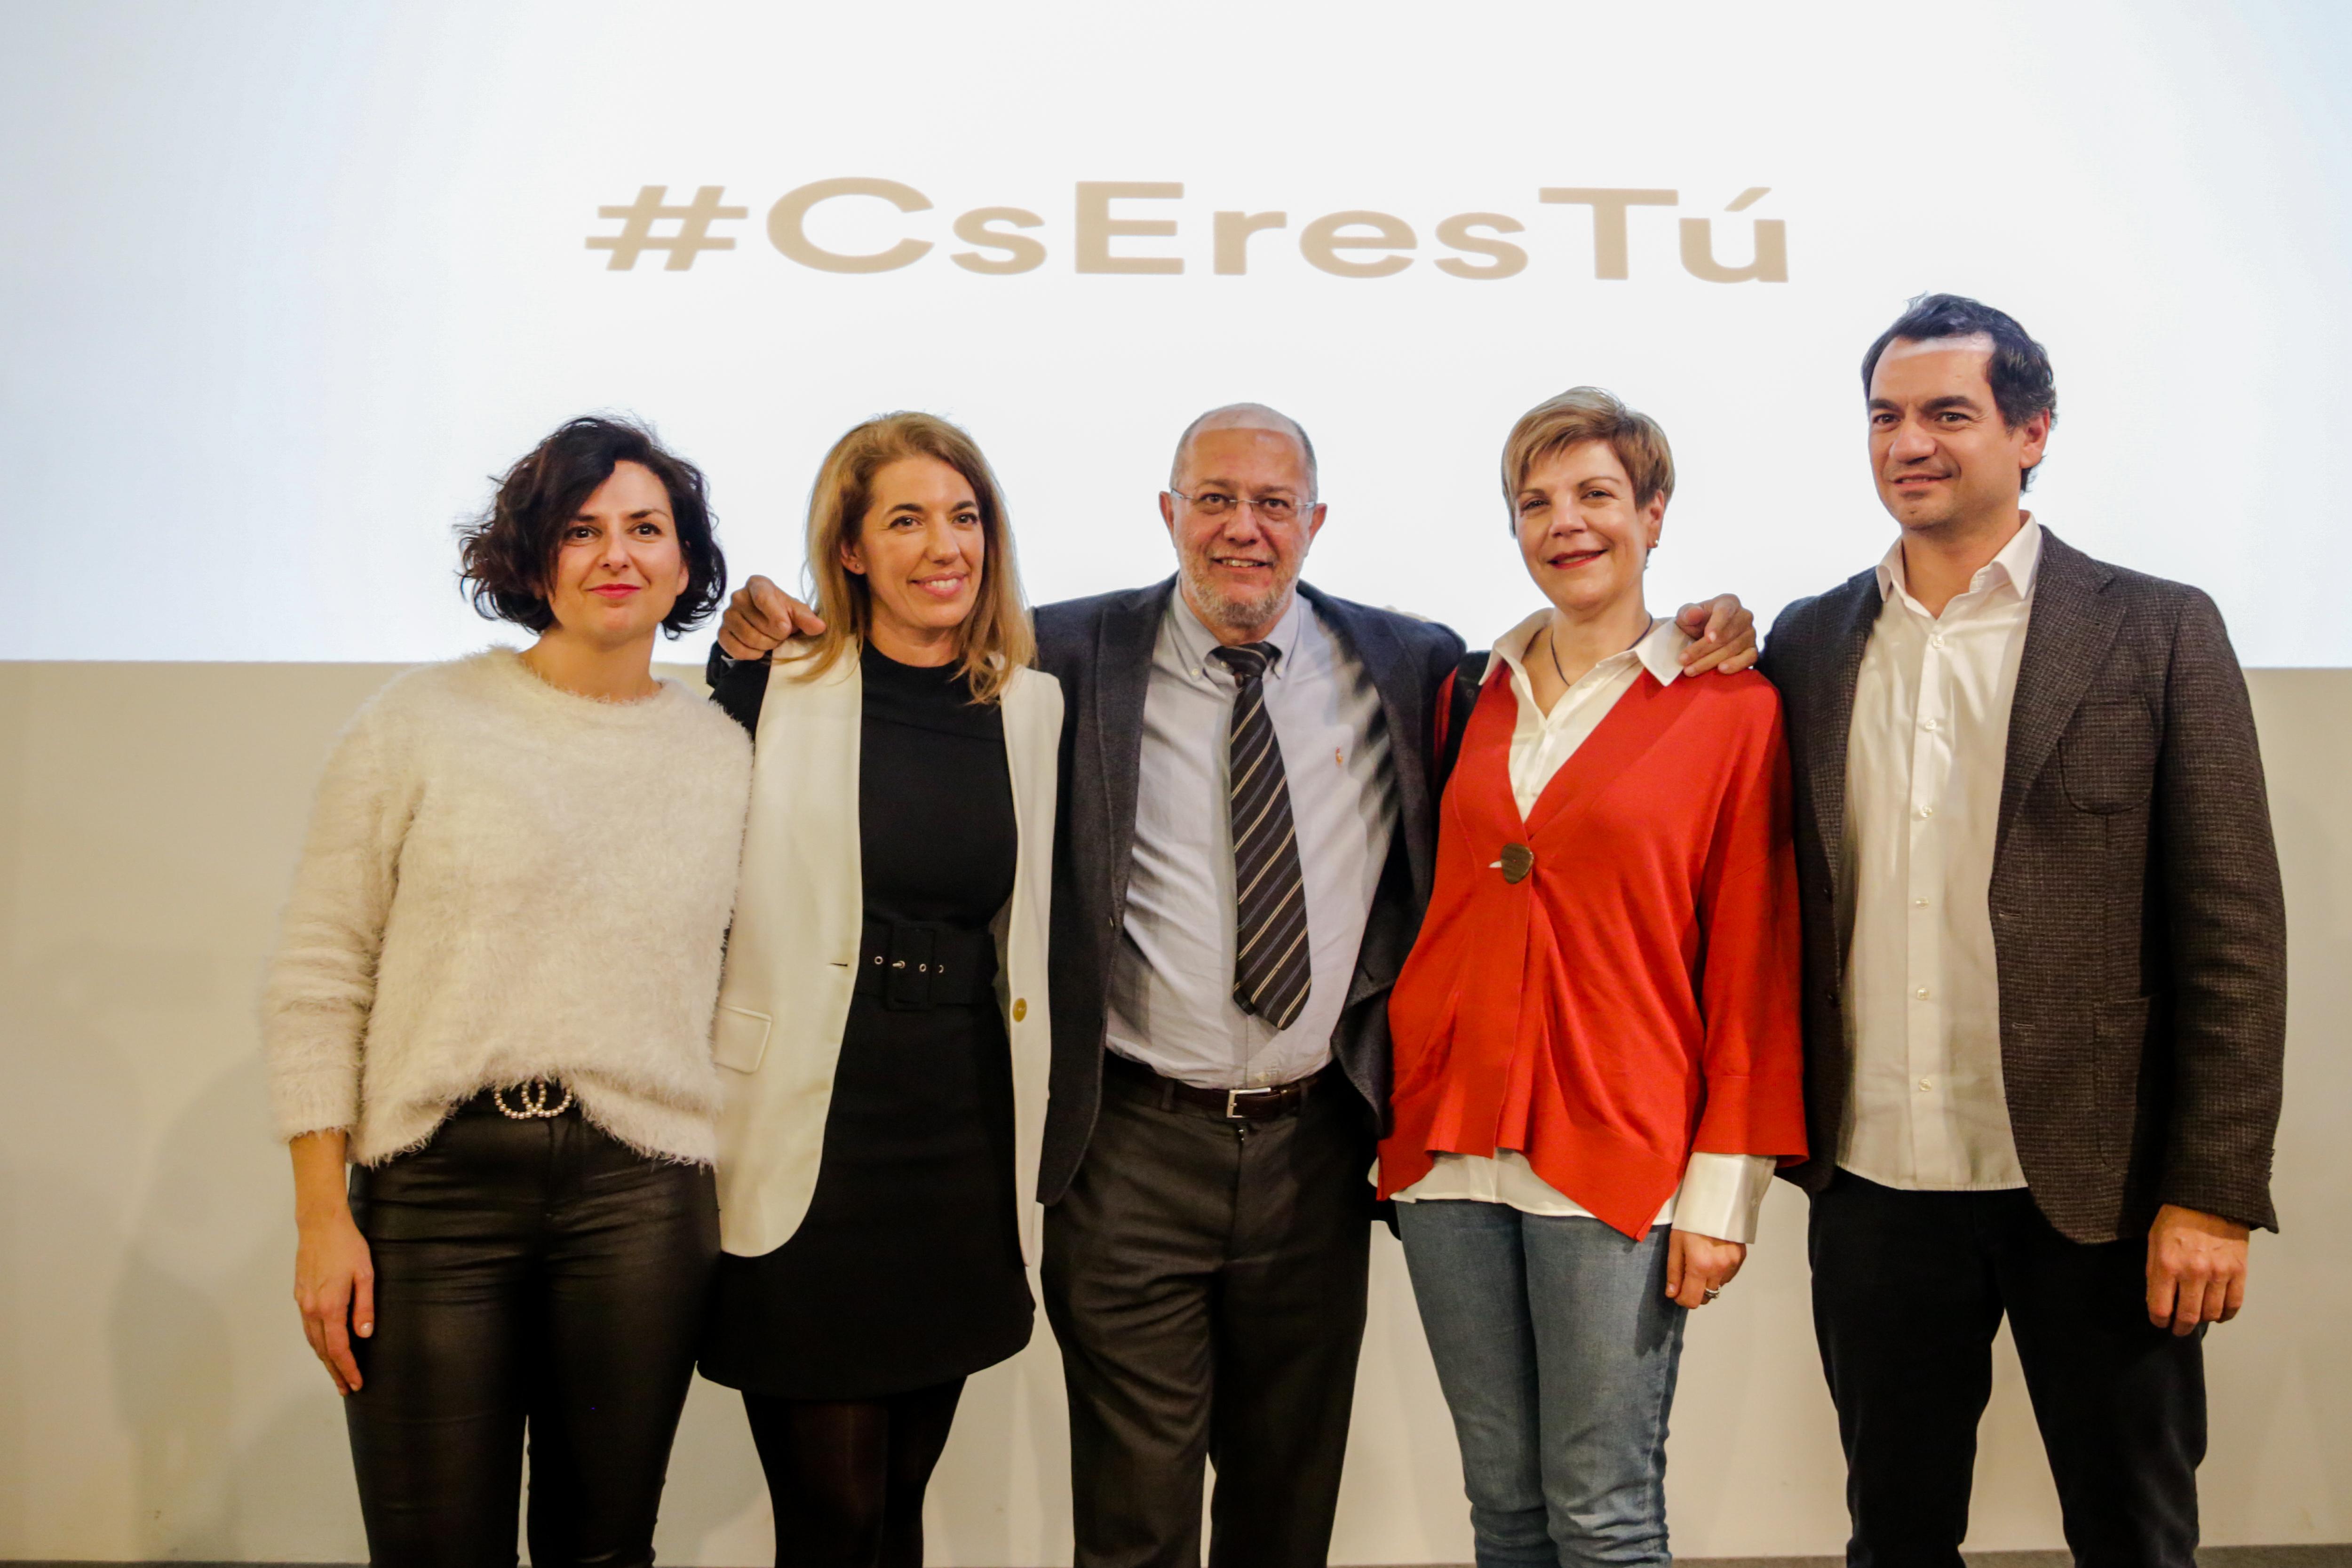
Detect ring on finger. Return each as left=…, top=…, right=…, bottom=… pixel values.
left=1701, top=1286, right=1722, bottom=1304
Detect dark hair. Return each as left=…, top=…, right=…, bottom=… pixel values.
left=456, top=415, right=726, bottom=636
left=1861, top=293, right=2058, bottom=489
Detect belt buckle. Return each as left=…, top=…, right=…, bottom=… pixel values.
left=1225, top=1086, right=1276, bottom=1121
left=885, top=924, right=938, bottom=1010
left=493, top=1077, right=574, bottom=1120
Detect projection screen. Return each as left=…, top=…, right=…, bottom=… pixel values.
left=4, top=0, right=2348, bottom=667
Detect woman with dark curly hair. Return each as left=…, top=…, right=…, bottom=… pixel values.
left=261, top=415, right=752, bottom=1567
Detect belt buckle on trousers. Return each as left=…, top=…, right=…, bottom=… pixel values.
left=1225, top=1086, right=1279, bottom=1121
left=491, top=1077, right=573, bottom=1120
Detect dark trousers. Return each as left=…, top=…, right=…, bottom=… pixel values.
left=1808, top=1170, right=2205, bottom=1568
left=1041, top=1059, right=1373, bottom=1568
left=345, top=1096, right=719, bottom=1568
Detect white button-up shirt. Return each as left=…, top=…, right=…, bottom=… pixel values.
left=1104, top=589, right=1396, bottom=1089
left=1391, top=612, right=1778, bottom=1242
left=1838, top=518, right=2042, bottom=1190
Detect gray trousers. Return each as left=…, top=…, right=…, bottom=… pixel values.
left=1041, top=1059, right=1374, bottom=1568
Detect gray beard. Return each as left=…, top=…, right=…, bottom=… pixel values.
left=1180, top=556, right=1299, bottom=637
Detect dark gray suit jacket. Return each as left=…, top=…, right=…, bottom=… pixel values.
left=1758, top=529, right=2286, bottom=1242
left=1032, top=578, right=1465, bottom=1205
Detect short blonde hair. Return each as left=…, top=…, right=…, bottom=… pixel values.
left=1500, top=387, right=1676, bottom=524
left=795, top=411, right=1035, bottom=704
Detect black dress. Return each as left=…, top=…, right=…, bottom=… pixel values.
left=699, top=644, right=1033, bottom=1398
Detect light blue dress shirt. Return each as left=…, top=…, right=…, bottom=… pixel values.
left=1105, top=589, right=1396, bottom=1090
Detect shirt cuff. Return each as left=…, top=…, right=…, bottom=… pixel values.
left=1670, top=1153, right=1777, bottom=1244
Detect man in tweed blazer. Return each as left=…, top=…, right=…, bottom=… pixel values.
left=1758, top=294, right=2285, bottom=1567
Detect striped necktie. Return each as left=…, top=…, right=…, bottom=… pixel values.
left=1210, top=642, right=1312, bottom=1032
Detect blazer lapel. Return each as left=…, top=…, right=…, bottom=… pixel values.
left=1997, top=530, right=2122, bottom=855
left=1000, top=664, right=1050, bottom=847
left=1301, top=583, right=1437, bottom=900
left=750, top=648, right=863, bottom=931
left=1094, top=578, right=1174, bottom=919
left=997, top=667, right=1062, bottom=1255
left=1805, top=571, right=1883, bottom=907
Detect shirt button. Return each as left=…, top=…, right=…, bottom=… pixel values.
left=1915, top=987, right=1931, bottom=1000
left=1921, top=718, right=1940, bottom=732
left=1931, top=635, right=1947, bottom=648
left=1916, top=1077, right=1934, bottom=1093
left=1917, top=804, right=1935, bottom=819
left=1913, top=897, right=1930, bottom=908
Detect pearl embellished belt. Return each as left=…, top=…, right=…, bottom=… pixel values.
left=451, top=1078, right=578, bottom=1121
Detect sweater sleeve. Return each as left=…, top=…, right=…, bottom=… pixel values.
left=259, top=708, right=412, bottom=1142
left=1689, top=690, right=1809, bottom=1162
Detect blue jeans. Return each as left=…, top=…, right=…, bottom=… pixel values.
left=1397, top=1201, right=1687, bottom=1568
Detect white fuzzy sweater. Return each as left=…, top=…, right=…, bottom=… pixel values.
left=262, top=649, right=753, bottom=1165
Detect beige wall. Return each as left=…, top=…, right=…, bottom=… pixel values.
left=0, top=661, right=2344, bottom=1563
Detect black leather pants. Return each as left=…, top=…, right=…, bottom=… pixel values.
left=345, top=1091, right=719, bottom=1568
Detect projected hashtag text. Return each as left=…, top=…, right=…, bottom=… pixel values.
left=587, top=186, right=748, bottom=271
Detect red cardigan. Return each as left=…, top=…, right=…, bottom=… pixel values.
left=1379, top=662, right=1807, bottom=1237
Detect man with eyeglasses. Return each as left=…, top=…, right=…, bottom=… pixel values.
left=717, top=404, right=1757, bottom=1567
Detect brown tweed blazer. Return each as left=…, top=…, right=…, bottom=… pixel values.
left=1757, top=528, right=2285, bottom=1242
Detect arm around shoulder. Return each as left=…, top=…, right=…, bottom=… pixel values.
left=706, top=642, right=771, bottom=740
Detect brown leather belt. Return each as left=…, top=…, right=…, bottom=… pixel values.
left=1103, top=1050, right=1329, bottom=1122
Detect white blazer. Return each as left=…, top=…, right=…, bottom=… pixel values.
left=710, top=646, right=1063, bottom=1262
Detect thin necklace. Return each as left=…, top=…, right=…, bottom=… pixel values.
left=1542, top=616, right=1656, bottom=688
left=1544, top=624, right=1573, bottom=687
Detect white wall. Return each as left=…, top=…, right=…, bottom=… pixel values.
left=0, top=662, right=2344, bottom=1563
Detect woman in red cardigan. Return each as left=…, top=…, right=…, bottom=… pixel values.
left=1380, top=388, right=1805, bottom=1565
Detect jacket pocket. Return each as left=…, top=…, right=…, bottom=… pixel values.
left=2092, top=995, right=2153, bottom=1110
left=2059, top=700, right=2157, bottom=814
left=712, top=1005, right=773, bottom=1074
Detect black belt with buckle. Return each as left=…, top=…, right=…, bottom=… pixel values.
left=1104, top=1050, right=1328, bottom=1121
left=454, top=1078, right=578, bottom=1120
left=853, top=917, right=998, bottom=1010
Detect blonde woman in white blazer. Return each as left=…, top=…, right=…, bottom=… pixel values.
left=696, top=412, right=1061, bottom=1568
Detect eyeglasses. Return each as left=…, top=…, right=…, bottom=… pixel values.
left=1168, top=488, right=1313, bottom=525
